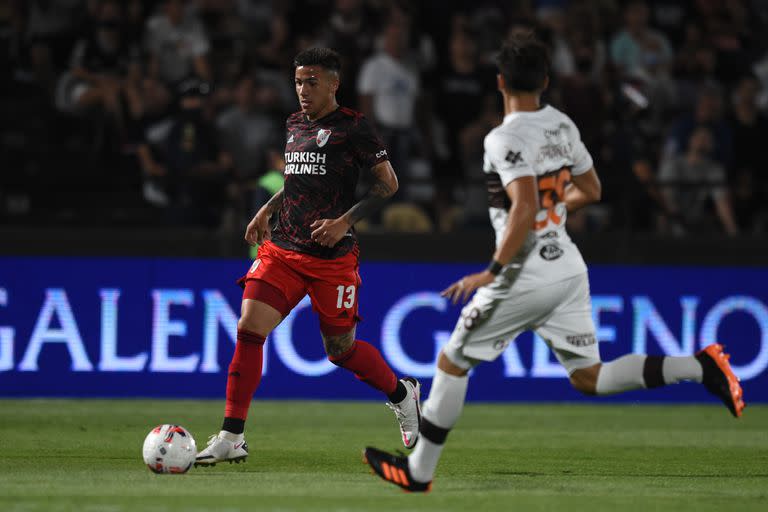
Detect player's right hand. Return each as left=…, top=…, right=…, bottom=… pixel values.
left=441, top=271, right=495, bottom=304
left=245, top=212, right=271, bottom=246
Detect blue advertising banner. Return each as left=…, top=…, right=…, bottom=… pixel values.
left=0, top=257, right=766, bottom=403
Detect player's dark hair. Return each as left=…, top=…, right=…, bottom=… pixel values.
left=293, top=48, right=341, bottom=75
left=495, top=32, right=550, bottom=93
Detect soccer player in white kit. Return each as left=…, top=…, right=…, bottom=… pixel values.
left=363, top=33, right=745, bottom=493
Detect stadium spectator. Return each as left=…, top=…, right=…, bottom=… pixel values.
left=321, top=0, right=375, bottom=108
left=137, top=79, right=233, bottom=226
left=610, top=0, right=676, bottom=119
left=249, top=11, right=297, bottom=114
left=644, top=0, right=691, bottom=45
left=231, top=0, right=274, bottom=38
left=728, top=74, right=768, bottom=231
left=124, top=0, right=149, bottom=48
left=674, top=33, right=719, bottom=112
left=693, top=0, right=754, bottom=85
left=54, top=0, right=141, bottom=139
left=145, top=0, right=211, bottom=87
left=1, top=2, right=32, bottom=88
left=559, top=37, right=606, bottom=160
left=216, top=75, right=281, bottom=180
left=216, top=74, right=282, bottom=220
left=389, top=3, right=437, bottom=76
left=605, top=101, right=671, bottom=233
left=428, top=28, right=496, bottom=230
left=562, top=5, right=608, bottom=82
left=458, top=93, right=504, bottom=226
left=537, top=6, right=575, bottom=78
left=663, top=85, right=733, bottom=169
left=754, top=49, right=768, bottom=112
left=610, top=0, right=673, bottom=80
left=658, top=126, right=738, bottom=236
left=25, top=0, right=83, bottom=92
left=558, top=34, right=611, bottom=234
left=251, top=10, right=292, bottom=71
left=358, top=19, right=421, bottom=182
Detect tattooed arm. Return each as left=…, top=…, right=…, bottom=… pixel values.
left=343, top=160, right=399, bottom=225
left=310, top=161, right=398, bottom=247
left=245, top=187, right=284, bottom=246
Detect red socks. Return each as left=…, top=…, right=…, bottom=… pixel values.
left=225, top=334, right=397, bottom=422
left=329, top=340, right=398, bottom=395
left=224, top=329, right=266, bottom=420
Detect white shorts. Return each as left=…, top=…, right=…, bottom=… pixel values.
left=443, top=272, right=600, bottom=375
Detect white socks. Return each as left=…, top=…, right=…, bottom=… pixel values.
left=409, top=368, right=469, bottom=483
left=220, top=430, right=244, bottom=442
left=595, top=354, right=647, bottom=395
left=663, top=355, right=703, bottom=384
left=595, top=354, right=703, bottom=395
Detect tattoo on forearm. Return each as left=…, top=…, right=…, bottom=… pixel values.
left=263, top=188, right=284, bottom=216
left=345, top=177, right=394, bottom=225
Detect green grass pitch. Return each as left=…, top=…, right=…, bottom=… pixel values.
left=0, top=400, right=766, bottom=512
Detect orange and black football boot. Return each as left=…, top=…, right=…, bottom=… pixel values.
left=363, top=447, right=432, bottom=493
left=696, top=343, right=745, bottom=418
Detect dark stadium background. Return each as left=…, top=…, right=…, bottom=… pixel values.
left=1, top=0, right=767, bottom=403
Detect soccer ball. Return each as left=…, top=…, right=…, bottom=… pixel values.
left=142, top=424, right=197, bottom=474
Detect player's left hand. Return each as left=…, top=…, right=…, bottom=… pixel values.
left=441, top=271, right=495, bottom=305
left=310, top=218, right=350, bottom=247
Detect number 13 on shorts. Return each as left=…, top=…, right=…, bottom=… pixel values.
left=336, top=285, right=356, bottom=309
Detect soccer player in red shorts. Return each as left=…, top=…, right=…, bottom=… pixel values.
left=195, top=48, right=421, bottom=466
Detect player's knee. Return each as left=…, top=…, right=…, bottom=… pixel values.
left=569, top=365, right=600, bottom=395
left=437, top=349, right=472, bottom=376
left=237, top=316, right=267, bottom=337
left=569, top=374, right=596, bottom=395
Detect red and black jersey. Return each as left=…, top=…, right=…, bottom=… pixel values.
left=271, top=107, right=389, bottom=259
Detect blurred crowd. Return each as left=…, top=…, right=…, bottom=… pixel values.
left=2, top=0, right=768, bottom=236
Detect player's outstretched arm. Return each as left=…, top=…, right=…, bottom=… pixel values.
left=311, top=161, right=398, bottom=247
left=565, top=168, right=601, bottom=213
left=442, top=176, right=538, bottom=304
left=245, top=187, right=284, bottom=246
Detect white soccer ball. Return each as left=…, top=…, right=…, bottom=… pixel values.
left=142, top=424, right=197, bottom=474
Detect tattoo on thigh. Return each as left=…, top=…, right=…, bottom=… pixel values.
left=322, top=330, right=355, bottom=357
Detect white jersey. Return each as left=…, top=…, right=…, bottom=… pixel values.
left=483, top=105, right=594, bottom=290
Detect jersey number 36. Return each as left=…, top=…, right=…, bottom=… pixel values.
left=534, top=166, right=571, bottom=231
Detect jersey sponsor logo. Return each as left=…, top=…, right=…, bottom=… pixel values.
left=537, top=143, right=571, bottom=162
left=505, top=150, right=525, bottom=167
left=539, top=243, right=564, bottom=261
left=537, top=124, right=573, bottom=164
left=543, top=123, right=570, bottom=141
left=316, top=128, right=332, bottom=148
left=287, top=133, right=294, bottom=143
left=284, top=151, right=328, bottom=175
left=565, top=333, right=596, bottom=347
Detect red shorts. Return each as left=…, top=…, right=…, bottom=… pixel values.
left=239, top=240, right=361, bottom=335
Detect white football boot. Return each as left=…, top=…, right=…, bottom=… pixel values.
left=386, top=377, right=421, bottom=449
left=194, top=431, right=248, bottom=467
